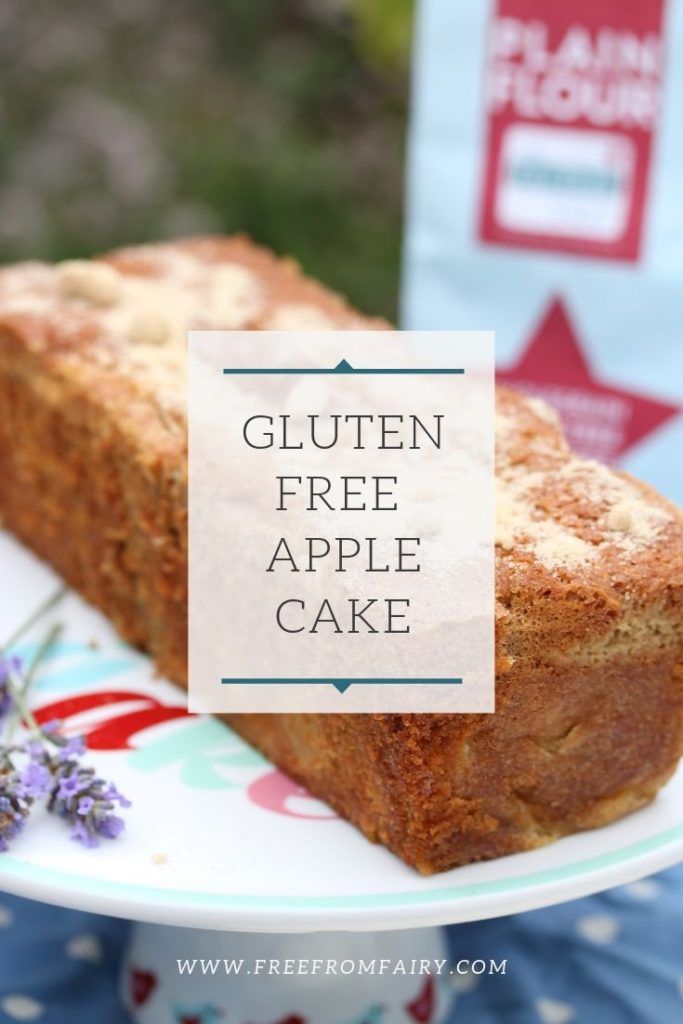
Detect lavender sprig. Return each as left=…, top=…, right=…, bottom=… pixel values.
left=40, top=738, right=131, bottom=847
left=0, top=598, right=131, bottom=851
left=0, top=757, right=30, bottom=851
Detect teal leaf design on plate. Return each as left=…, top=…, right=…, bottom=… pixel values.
left=213, top=749, right=266, bottom=767
left=129, top=719, right=266, bottom=790
left=11, top=639, right=136, bottom=692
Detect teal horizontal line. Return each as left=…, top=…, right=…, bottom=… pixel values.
left=222, top=677, right=462, bottom=694
left=221, top=678, right=463, bottom=683
left=222, top=368, right=465, bottom=375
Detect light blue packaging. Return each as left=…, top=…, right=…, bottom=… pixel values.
left=402, top=0, right=683, bottom=503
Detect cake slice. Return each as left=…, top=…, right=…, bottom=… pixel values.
left=0, top=236, right=681, bottom=873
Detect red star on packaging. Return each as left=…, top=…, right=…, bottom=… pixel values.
left=498, top=297, right=680, bottom=464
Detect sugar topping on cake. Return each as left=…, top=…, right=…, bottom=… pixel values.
left=0, top=245, right=359, bottom=418
left=495, top=393, right=674, bottom=572
left=0, top=244, right=675, bottom=579
left=56, top=260, right=122, bottom=307
left=264, top=303, right=338, bottom=331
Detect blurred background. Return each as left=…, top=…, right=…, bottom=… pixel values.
left=0, top=0, right=413, bottom=320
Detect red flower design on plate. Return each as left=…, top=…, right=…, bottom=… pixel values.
left=405, top=976, right=435, bottom=1022
left=130, top=966, right=157, bottom=1007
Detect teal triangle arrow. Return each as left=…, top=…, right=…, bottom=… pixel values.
left=334, top=358, right=354, bottom=373
left=332, top=679, right=352, bottom=693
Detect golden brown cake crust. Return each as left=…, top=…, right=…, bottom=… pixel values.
left=0, top=236, right=682, bottom=873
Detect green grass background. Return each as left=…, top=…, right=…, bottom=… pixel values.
left=0, top=0, right=413, bottom=320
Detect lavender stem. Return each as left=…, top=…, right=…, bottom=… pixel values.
left=5, top=624, right=62, bottom=743
left=0, top=587, right=66, bottom=657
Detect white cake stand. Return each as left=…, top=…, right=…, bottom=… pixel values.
left=2, top=532, right=682, bottom=1020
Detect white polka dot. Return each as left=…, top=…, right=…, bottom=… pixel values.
left=0, top=905, right=14, bottom=928
left=1, top=995, right=44, bottom=1021
left=576, top=913, right=620, bottom=944
left=535, top=997, right=575, bottom=1024
left=624, top=878, right=661, bottom=901
left=65, top=933, right=103, bottom=964
left=450, top=969, right=480, bottom=993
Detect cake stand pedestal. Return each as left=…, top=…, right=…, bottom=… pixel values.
left=122, top=924, right=451, bottom=1024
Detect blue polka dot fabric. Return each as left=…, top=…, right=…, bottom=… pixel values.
left=443, top=863, right=683, bottom=1023
left=0, top=895, right=131, bottom=1022
left=0, top=865, right=682, bottom=1022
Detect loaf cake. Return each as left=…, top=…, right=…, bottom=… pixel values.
left=0, top=236, right=681, bottom=874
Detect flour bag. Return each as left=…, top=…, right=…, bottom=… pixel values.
left=403, top=0, right=683, bottom=503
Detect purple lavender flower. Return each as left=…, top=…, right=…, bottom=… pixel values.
left=0, top=656, right=21, bottom=683
left=4, top=725, right=130, bottom=851
left=96, top=814, right=125, bottom=840
left=0, top=798, right=24, bottom=851
left=23, top=738, right=45, bottom=761
left=0, top=612, right=130, bottom=852
left=70, top=818, right=99, bottom=849
left=101, top=782, right=131, bottom=809
left=77, top=796, right=94, bottom=816
left=17, top=761, right=51, bottom=800
left=0, top=764, right=31, bottom=851
left=47, top=755, right=131, bottom=847
left=0, top=655, right=21, bottom=721
left=0, top=689, right=11, bottom=721
left=56, top=735, right=87, bottom=762
left=56, top=770, right=92, bottom=802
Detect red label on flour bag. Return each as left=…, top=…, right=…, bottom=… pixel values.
left=403, top=0, right=683, bottom=502
left=479, top=0, right=666, bottom=261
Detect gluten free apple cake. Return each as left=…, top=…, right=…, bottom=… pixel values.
left=0, top=236, right=681, bottom=873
